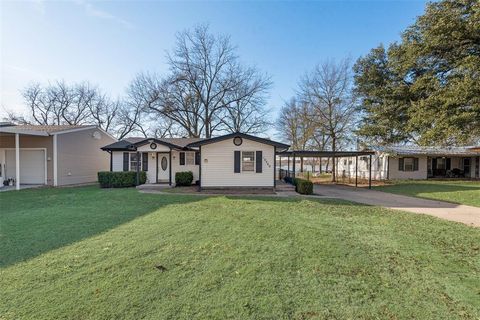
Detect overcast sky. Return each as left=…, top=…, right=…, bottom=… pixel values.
left=1, top=0, right=428, bottom=121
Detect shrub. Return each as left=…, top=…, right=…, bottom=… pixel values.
left=98, top=171, right=146, bottom=188
left=295, top=178, right=313, bottom=195
left=283, top=177, right=298, bottom=186
left=175, top=171, right=193, bottom=186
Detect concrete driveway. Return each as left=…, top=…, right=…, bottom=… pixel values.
left=314, top=184, right=480, bottom=227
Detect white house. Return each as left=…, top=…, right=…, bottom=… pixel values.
left=101, top=132, right=290, bottom=189
left=336, top=145, right=480, bottom=180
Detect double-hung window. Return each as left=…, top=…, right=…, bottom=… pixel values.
left=404, top=158, right=414, bottom=171
left=130, top=153, right=142, bottom=171
left=242, top=151, right=255, bottom=172
left=180, top=151, right=196, bottom=165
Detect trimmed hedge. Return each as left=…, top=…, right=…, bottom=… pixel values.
left=295, top=178, right=313, bottom=195
left=98, top=171, right=147, bottom=188
left=283, top=176, right=313, bottom=195
left=175, top=171, right=193, bottom=186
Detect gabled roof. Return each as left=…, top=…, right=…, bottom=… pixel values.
left=101, top=133, right=290, bottom=152
left=101, top=136, right=206, bottom=151
left=372, top=145, right=480, bottom=156
left=187, top=132, right=290, bottom=150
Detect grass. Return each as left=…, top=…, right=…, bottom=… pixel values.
left=374, top=180, right=480, bottom=207
left=1, top=186, right=479, bottom=319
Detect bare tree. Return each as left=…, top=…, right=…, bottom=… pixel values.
left=19, top=81, right=142, bottom=139
left=168, top=24, right=271, bottom=138
left=219, top=66, right=272, bottom=134
left=299, top=59, right=357, bottom=182
left=276, top=98, right=315, bottom=150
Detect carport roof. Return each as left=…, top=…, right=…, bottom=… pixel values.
left=277, top=150, right=375, bottom=157
left=0, top=124, right=97, bottom=136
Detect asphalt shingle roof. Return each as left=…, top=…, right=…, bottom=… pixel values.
left=373, top=145, right=480, bottom=156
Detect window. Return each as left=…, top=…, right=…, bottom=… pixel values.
left=130, top=153, right=141, bottom=171
left=404, top=157, right=414, bottom=171
left=180, top=152, right=195, bottom=165
left=377, top=157, right=383, bottom=169
left=242, top=151, right=255, bottom=172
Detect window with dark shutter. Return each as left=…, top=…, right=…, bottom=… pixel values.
left=413, top=158, right=419, bottom=171
left=179, top=152, right=185, bottom=165
left=195, top=151, right=200, bottom=165
left=123, top=152, right=129, bottom=171
left=142, top=153, right=148, bottom=171
left=234, top=151, right=240, bottom=173
left=398, top=158, right=404, bottom=171
left=255, top=151, right=262, bottom=173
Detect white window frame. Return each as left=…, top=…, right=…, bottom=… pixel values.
left=186, top=152, right=195, bottom=165
left=241, top=151, right=255, bottom=172
left=403, top=157, right=414, bottom=172
left=180, top=151, right=195, bottom=166
left=130, top=153, right=142, bottom=171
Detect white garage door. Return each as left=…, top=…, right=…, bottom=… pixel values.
left=5, top=150, right=46, bottom=184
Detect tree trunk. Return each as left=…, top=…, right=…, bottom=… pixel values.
left=332, top=137, right=336, bottom=182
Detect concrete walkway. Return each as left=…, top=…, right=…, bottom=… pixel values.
left=314, top=184, right=480, bottom=227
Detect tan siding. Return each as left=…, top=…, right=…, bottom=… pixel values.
left=0, top=134, right=54, bottom=185
left=56, top=128, right=116, bottom=185
left=389, top=156, right=428, bottom=179
left=201, top=138, right=274, bottom=187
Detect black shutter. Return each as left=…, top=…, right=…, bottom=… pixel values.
left=142, top=153, right=148, bottom=171
left=398, top=158, right=404, bottom=171
left=446, top=158, right=451, bottom=170
left=195, top=151, right=200, bottom=165
left=123, top=152, right=129, bottom=171
left=413, top=158, right=419, bottom=171
left=256, top=151, right=262, bottom=173
left=179, top=152, right=185, bottom=165
left=234, top=151, right=241, bottom=173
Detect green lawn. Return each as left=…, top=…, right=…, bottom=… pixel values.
left=374, top=180, right=480, bottom=207
left=1, top=186, right=479, bottom=319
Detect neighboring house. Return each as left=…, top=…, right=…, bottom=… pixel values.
left=0, top=123, right=116, bottom=189
left=101, top=132, right=290, bottom=189
left=336, top=145, right=480, bottom=180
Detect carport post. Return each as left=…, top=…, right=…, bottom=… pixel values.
left=15, top=133, right=20, bottom=190
left=287, top=156, right=290, bottom=177
left=355, top=155, right=358, bottom=188
left=293, top=153, right=295, bottom=178
left=279, top=156, right=282, bottom=179
left=136, top=151, right=140, bottom=186
left=368, top=154, right=372, bottom=189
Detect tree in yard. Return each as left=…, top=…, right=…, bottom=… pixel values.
left=167, top=24, right=272, bottom=137
left=17, top=81, right=145, bottom=139
left=354, top=0, right=480, bottom=145
left=276, top=98, right=316, bottom=150
left=299, top=59, right=357, bottom=182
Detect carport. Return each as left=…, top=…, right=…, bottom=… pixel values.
left=276, top=150, right=376, bottom=189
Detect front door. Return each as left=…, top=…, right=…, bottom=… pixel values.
left=157, top=153, right=170, bottom=183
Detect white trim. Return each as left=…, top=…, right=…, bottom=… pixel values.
left=0, top=128, right=49, bottom=136
left=2, top=147, right=48, bottom=185
left=53, top=134, right=58, bottom=186
left=15, top=134, right=20, bottom=190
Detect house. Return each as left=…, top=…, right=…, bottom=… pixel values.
left=101, top=132, right=290, bottom=189
left=0, top=123, right=116, bottom=190
left=336, top=145, right=480, bottom=180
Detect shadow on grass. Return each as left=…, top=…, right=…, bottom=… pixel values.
left=377, top=182, right=480, bottom=194
left=0, top=186, right=204, bottom=268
